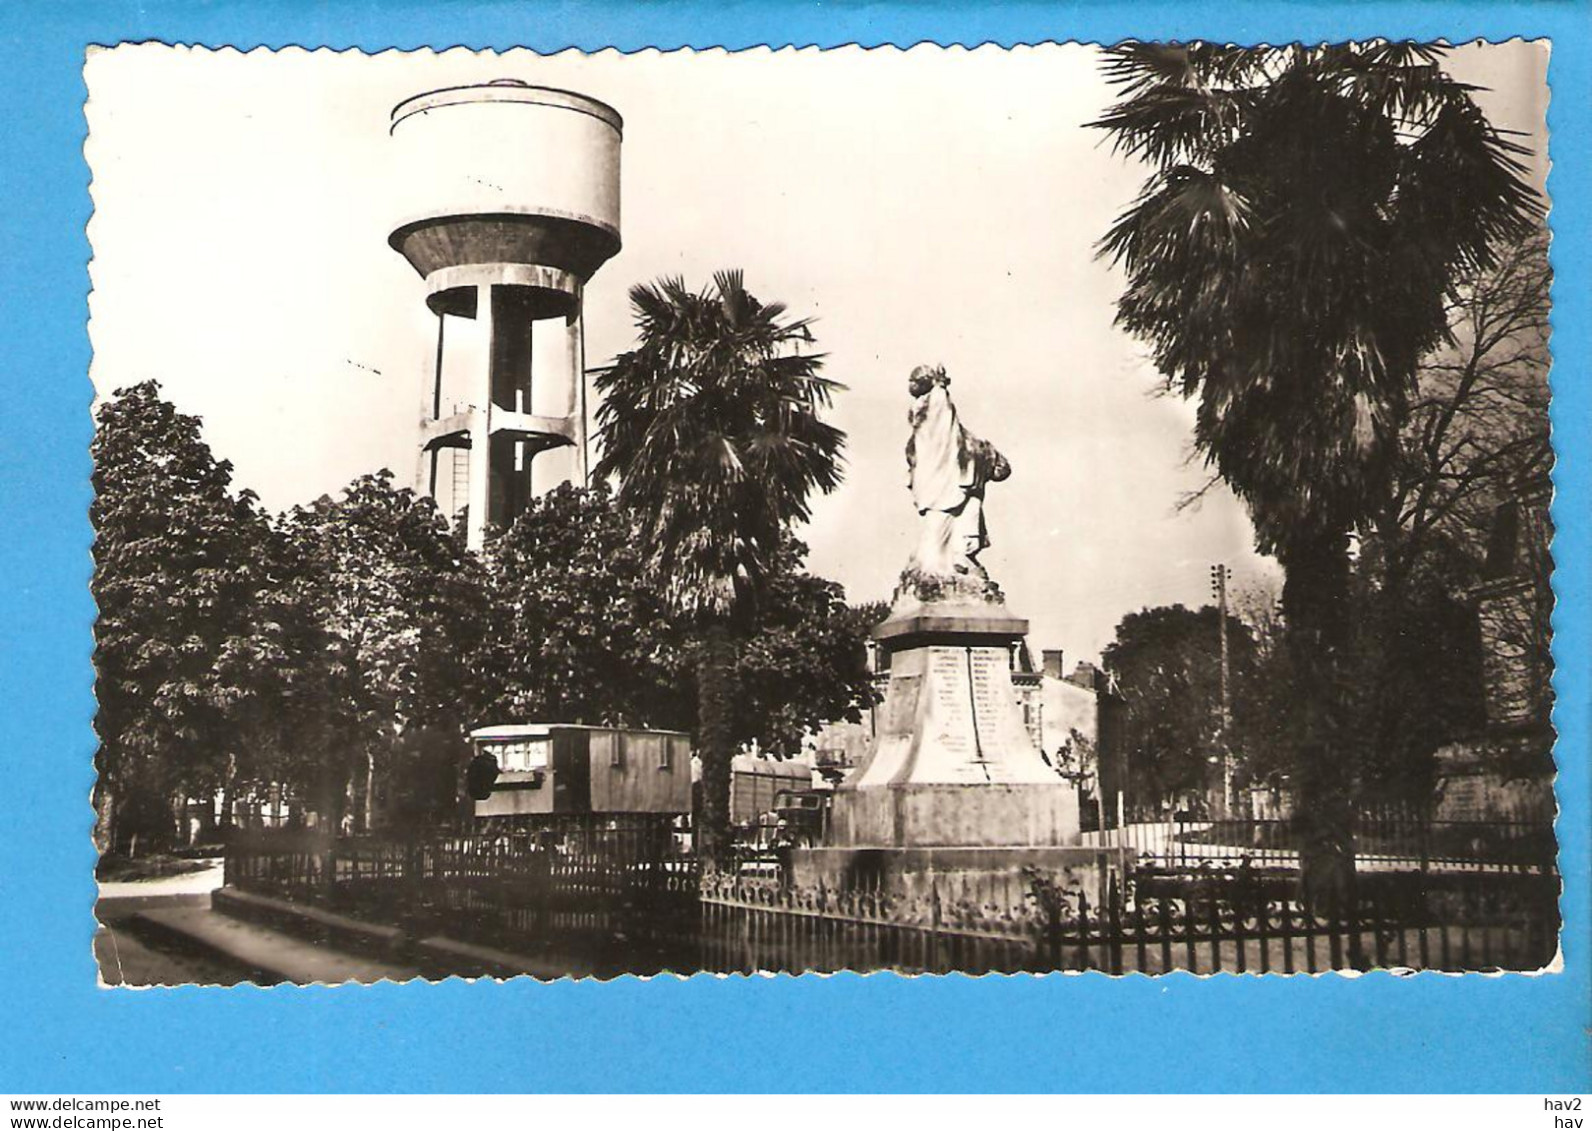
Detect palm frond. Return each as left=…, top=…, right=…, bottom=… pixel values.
left=1093, top=39, right=1539, bottom=549
left=594, top=271, right=847, bottom=619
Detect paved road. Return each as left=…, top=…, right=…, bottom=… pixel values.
left=97, top=860, right=225, bottom=901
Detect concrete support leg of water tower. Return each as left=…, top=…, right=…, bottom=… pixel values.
left=416, top=311, right=445, bottom=497
left=569, top=306, right=589, bottom=488
left=466, top=282, right=495, bottom=554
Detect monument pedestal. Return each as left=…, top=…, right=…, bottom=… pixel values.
left=826, top=598, right=1079, bottom=848
left=803, top=597, right=1114, bottom=878
left=796, top=597, right=1112, bottom=898
left=786, top=844, right=1128, bottom=907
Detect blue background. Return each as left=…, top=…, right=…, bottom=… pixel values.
left=0, top=0, right=1585, bottom=1094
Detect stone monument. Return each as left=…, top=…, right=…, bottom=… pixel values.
left=790, top=367, right=1111, bottom=900
left=832, top=364, right=1078, bottom=845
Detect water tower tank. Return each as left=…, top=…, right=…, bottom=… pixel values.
left=388, top=80, right=623, bottom=550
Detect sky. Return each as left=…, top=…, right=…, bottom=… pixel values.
left=85, top=42, right=1550, bottom=663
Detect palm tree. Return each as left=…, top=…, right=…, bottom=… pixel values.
left=594, top=271, right=845, bottom=867
left=1093, top=42, right=1539, bottom=909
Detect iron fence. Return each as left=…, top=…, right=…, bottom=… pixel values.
left=1077, top=803, right=1555, bottom=876
left=699, top=869, right=1559, bottom=975
left=225, top=815, right=700, bottom=975
left=225, top=819, right=1559, bottom=976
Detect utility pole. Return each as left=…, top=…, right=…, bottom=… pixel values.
left=1210, top=564, right=1233, bottom=820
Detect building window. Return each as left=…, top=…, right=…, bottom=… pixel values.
left=658, top=738, right=673, bottom=771
left=610, top=732, right=626, bottom=770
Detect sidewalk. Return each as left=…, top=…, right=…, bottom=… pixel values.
left=96, top=864, right=421, bottom=985
left=97, top=883, right=580, bottom=983
left=94, top=919, right=251, bottom=987
left=122, top=905, right=422, bottom=985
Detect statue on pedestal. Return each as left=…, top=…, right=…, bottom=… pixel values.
left=785, top=362, right=1087, bottom=877
left=901, top=365, right=1011, bottom=604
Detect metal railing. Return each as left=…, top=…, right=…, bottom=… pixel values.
left=699, top=870, right=1559, bottom=975
left=1077, top=805, right=1555, bottom=876
left=225, top=816, right=700, bottom=974
left=224, top=817, right=1560, bottom=976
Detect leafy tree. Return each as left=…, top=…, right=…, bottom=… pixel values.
left=479, top=482, right=686, bottom=729
left=1228, top=235, right=1549, bottom=803
left=481, top=485, right=878, bottom=763
left=1094, top=42, right=1539, bottom=906
left=1365, top=228, right=1552, bottom=785
left=92, top=381, right=276, bottom=854
left=200, top=523, right=312, bottom=832
left=1376, top=228, right=1551, bottom=588
left=231, top=549, right=336, bottom=828
left=721, top=542, right=880, bottom=758
left=594, top=270, right=846, bottom=866
left=1230, top=574, right=1485, bottom=804
left=1101, top=604, right=1256, bottom=815
left=279, top=471, right=488, bottom=831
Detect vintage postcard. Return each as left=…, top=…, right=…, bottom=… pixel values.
left=86, top=41, right=1556, bottom=983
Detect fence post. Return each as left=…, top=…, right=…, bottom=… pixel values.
left=406, top=837, right=422, bottom=925
left=1233, top=886, right=1248, bottom=975
left=1371, top=892, right=1389, bottom=970
left=1347, top=893, right=1368, bottom=972
left=1076, top=891, right=1092, bottom=972
left=1133, top=891, right=1149, bottom=973
left=1106, top=875, right=1124, bottom=975
left=1279, top=897, right=1294, bottom=975
left=322, top=841, right=336, bottom=904
left=1206, top=891, right=1223, bottom=973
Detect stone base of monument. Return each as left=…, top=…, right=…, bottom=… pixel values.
left=854, top=598, right=1065, bottom=789
left=786, top=844, right=1128, bottom=908
left=789, top=594, right=1118, bottom=901
left=827, top=782, right=1079, bottom=848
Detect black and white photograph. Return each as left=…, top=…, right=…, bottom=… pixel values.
left=87, top=40, right=1557, bottom=983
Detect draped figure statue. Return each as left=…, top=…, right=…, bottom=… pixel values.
left=902, top=365, right=1011, bottom=596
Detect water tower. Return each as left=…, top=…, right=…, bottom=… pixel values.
left=387, top=80, right=623, bottom=550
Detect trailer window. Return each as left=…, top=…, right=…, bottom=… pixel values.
left=495, top=738, right=550, bottom=773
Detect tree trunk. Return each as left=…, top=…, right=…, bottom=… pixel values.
left=220, top=752, right=238, bottom=836
left=1279, top=524, right=1358, bottom=921
left=170, top=790, right=189, bottom=850
left=317, top=751, right=346, bottom=835
left=92, top=780, right=117, bottom=859
left=198, top=791, right=218, bottom=843
left=363, top=748, right=376, bottom=834
left=695, top=621, right=738, bottom=872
